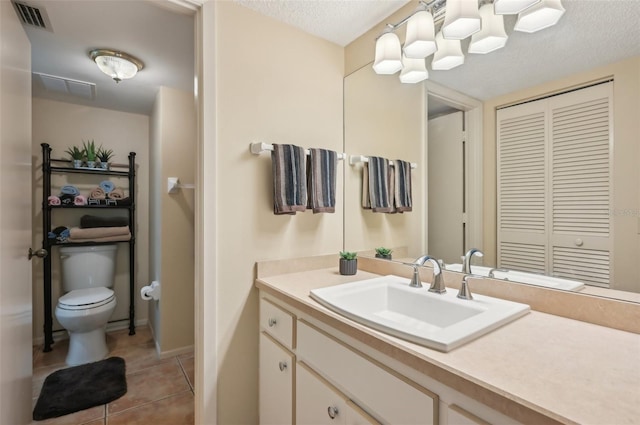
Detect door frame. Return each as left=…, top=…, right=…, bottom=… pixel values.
left=425, top=81, right=483, bottom=255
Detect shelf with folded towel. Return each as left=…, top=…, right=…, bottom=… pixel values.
left=48, top=204, right=131, bottom=209
left=49, top=165, right=130, bottom=177
left=349, top=155, right=417, bottom=169
left=250, top=142, right=346, bottom=160
left=49, top=238, right=135, bottom=247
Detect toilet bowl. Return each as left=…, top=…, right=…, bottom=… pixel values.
left=55, top=245, right=118, bottom=366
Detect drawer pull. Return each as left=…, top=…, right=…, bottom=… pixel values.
left=327, top=406, right=339, bottom=420
left=278, top=361, right=287, bottom=371
left=268, top=318, right=277, bottom=327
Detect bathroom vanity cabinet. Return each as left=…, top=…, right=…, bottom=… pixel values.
left=39, top=143, right=137, bottom=352
left=258, top=294, right=509, bottom=425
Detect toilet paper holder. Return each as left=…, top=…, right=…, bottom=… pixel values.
left=141, top=281, right=161, bottom=301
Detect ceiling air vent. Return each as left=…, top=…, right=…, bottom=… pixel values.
left=11, top=1, right=53, bottom=32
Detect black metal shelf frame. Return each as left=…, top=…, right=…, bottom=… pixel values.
left=40, top=143, right=137, bottom=352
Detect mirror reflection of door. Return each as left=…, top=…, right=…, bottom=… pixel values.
left=428, top=110, right=465, bottom=264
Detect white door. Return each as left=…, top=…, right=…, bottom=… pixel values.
left=428, top=111, right=465, bottom=263
left=259, top=332, right=294, bottom=425
left=0, top=2, right=33, bottom=424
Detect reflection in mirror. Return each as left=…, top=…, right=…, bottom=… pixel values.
left=343, top=56, right=640, bottom=302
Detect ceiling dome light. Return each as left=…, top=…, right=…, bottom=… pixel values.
left=431, top=31, right=465, bottom=70
left=514, top=0, right=565, bottom=33
left=494, top=0, right=540, bottom=15
left=372, top=30, right=403, bottom=75
left=404, top=9, right=437, bottom=59
left=469, top=3, right=508, bottom=54
left=442, top=0, right=481, bottom=40
left=89, top=49, right=144, bottom=83
left=400, top=55, right=429, bottom=84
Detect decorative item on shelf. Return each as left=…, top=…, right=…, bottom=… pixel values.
left=83, top=139, right=98, bottom=168
left=339, top=251, right=358, bottom=276
left=375, top=247, right=393, bottom=260
left=97, top=147, right=114, bottom=170
left=65, top=145, right=85, bottom=168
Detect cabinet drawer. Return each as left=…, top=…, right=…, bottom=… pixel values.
left=446, top=405, right=491, bottom=425
left=260, top=298, right=295, bottom=349
left=260, top=332, right=294, bottom=425
left=297, top=320, right=438, bottom=425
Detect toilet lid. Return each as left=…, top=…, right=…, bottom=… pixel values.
left=58, top=287, right=115, bottom=310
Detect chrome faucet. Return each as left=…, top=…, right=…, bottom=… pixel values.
left=457, top=275, right=474, bottom=300
left=462, top=248, right=483, bottom=274
left=409, top=255, right=445, bottom=293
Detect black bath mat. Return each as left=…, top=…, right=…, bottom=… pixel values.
left=33, top=356, right=127, bottom=421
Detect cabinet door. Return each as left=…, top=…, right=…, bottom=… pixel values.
left=297, top=361, right=348, bottom=425
left=446, top=405, right=491, bottom=425
left=345, top=400, right=380, bottom=425
left=260, top=332, right=294, bottom=425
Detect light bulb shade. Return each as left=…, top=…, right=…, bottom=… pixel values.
left=400, top=55, right=429, bottom=84
left=514, top=0, right=565, bottom=33
left=431, top=31, right=465, bottom=70
left=469, top=4, right=508, bottom=54
left=442, top=0, right=481, bottom=40
left=404, top=10, right=437, bottom=59
left=90, top=49, right=144, bottom=82
left=373, top=32, right=403, bottom=75
left=494, top=0, right=540, bottom=15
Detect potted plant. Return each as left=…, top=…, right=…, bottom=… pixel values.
left=375, top=247, right=393, bottom=260
left=65, top=145, right=85, bottom=168
left=339, top=251, right=357, bottom=276
left=83, top=139, right=97, bottom=168
left=97, top=146, right=114, bottom=169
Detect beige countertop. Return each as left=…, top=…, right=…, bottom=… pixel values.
left=256, top=267, right=640, bottom=425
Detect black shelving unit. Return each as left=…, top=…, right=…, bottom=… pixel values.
left=40, top=143, right=136, bottom=352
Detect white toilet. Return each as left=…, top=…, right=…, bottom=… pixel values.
left=55, top=244, right=118, bottom=366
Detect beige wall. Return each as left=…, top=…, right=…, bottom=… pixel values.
left=482, top=56, right=640, bottom=292
left=211, top=2, right=344, bottom=423
left=31, top=99, right=150, bottom=341
left=343, top=64, right=425, bottom=256
left=149, top=86, right=195, bottom=354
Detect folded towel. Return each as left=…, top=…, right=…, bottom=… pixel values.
left=108, top=187, right=125, bottom=199
left=87, top=197, right=131, bottom=206
left=306, top=148, right=337, bottom=214
left=80, top=215, right=129, bottom=228
left=69, top=226, right=130, bottom=239
left=67, top=232, right=131, bottom=244
left=60, top=193, right=75, bottom=205
left=74, top=195, right=87, bottom=206
left=271, top=144, right=307, bottom=215
left=394, top=159, right=413, bottom=213
left=48, top=226, right=70, bottom=243
left=89, top=187, right=106, bottom=200
left=60, top=185, right=80, bottom=196
left=48, top=196, right=61, bottom=206
left=365, top=156, right=393, bottom=213
left=99, top=180, right=115, bottom=194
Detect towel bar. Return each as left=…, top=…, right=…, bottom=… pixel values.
left=349, top=155, right=417, bottom=169
left=249, top=142, right=346, bottom=160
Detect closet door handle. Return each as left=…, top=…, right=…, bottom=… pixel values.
left=28, top=248, right=48, bottom=260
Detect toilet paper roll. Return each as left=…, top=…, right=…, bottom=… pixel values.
left=140, top=281, right=161, bottom=301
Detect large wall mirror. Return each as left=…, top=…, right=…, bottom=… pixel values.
left=343, top=1, right=640, bottom=302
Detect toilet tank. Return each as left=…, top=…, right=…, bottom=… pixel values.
left=59, top=245, right=118, bottom=292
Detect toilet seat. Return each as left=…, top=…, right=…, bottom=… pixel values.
left=57, top=287, right=115, bottom=311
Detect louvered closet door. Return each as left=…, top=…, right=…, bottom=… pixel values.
left=497, top=101, right=548, bottom=274
left=549, top=83, right=613, bottom=287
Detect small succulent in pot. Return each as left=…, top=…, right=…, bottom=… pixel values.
left=65, top=145, right=86, bottom=168
left=375, top=247, right=393, bottom=260
left=82, top=139, right=97, bottom=167
left=339, top=251, right=357, bottom=276
left=97, top=146, right=114, bottom=169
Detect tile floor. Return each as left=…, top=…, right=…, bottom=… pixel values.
left=32, top=326, right=194, bottom=425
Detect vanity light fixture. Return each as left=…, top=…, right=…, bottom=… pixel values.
left=372, top=27, right=403, bottom=75
left=89, top=49, right=144, bottom=83
left=468, top=3, right=508, bottom=54
left=514, top=0, right=565, bottom=33
left=372, top=0, right=564, bottom=84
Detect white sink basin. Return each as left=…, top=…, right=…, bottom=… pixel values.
left=310, top=275, right=530, bottom=352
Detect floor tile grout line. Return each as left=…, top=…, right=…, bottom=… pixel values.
left=176, top=356, right=194, bottom=391
left=106, top=388, right=194, bottom=418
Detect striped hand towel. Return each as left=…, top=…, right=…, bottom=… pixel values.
left=307, top=148, right=337, bottom=214
left=271, top=144, right=308, bottom=215
left=365, top=156, right=394, bottom=213
left=394, top=159, right=413, bottom=213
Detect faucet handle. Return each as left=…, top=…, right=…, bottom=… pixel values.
left=488, top=268, right=509, bottom=278
left=457, top=274, right=483, bottom=300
